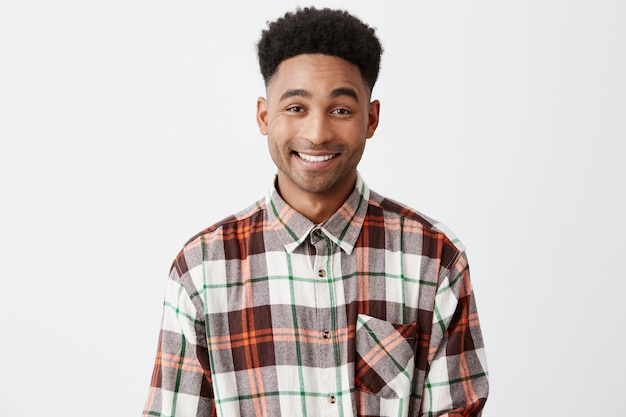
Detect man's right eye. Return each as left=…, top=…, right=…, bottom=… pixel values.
left=287, top=106, right=303, bottom=112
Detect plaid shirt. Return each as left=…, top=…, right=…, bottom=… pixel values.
left=143, top=174, right=488, bottom=417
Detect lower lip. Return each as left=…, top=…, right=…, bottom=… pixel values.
left=293, top=153, right=339, bottom=170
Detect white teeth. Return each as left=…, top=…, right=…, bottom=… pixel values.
left=297, top=152, right=335, bottom=162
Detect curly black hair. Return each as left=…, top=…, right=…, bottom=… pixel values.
left=257, top=7, right=383, bottom=91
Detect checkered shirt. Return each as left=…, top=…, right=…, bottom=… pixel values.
left=143, top=174, right=489, bottom=416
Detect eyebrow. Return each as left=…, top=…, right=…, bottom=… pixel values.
left=329, top=87, right=359, bottom=102
left=279, top=89, right=311, bottom=101
left=278, top=87, right=360, bottom=102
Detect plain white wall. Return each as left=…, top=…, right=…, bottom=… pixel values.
left=1, top=1, right=624, bottom=415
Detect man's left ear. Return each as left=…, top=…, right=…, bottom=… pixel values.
left=366, top=100, right=380, bottom=139
left=256, top=97, right=269, bottom=136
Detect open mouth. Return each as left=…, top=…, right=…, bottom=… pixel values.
left=295, top=152, right=337, bottom=162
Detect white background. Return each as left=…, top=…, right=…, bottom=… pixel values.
left=1, top=1, right=624, bottom=415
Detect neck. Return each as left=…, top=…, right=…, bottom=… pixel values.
left=275, top=176, right=356, bottom=224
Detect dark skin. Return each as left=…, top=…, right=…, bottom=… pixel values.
left=256, top=54, right=380, bottom=223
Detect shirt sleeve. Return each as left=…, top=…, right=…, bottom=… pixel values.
left=420, top=251, right=489, bottom=416
left=142, top=261, right=216, bottom=417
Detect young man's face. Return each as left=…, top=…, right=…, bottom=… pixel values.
left=257, top=54, right=380, bottom=205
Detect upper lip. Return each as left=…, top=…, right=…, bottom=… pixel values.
left=294, top=150, right=338, bottom=155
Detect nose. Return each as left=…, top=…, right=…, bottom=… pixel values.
left=300, top=111, right=333, bottom=145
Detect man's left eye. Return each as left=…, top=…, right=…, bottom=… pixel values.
left=332, top=108, right=350, bottom=115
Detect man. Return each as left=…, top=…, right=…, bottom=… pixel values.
left=144, top=7, right=488, bottom=417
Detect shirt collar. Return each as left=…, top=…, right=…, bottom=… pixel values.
left=266, top=173, right=370, bottom=255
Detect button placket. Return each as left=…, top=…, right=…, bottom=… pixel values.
left=311, top=227, right=338, bottom=403
left=312, top=229, right=329, bottom=281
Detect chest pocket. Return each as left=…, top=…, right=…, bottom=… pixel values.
left=354, top=314, right=417, bottom=399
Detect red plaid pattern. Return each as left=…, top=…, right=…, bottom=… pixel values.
left=143, top=174, right=488, bottom=416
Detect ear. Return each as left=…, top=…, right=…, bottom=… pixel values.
left=256, top=97, right=268, bottom=136
left=366, top=99, right=380, bottom=139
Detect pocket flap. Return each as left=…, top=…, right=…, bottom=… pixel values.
left=355, top=314, right=417, bottom=398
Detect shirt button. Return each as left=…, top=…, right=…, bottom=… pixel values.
left=318, top=269, right=326, bottom=278
left=323, top=330, right=331, bottom=339
left=328, top=395, right=336, bottom=404
left=312, top=229, right=322, bottom=238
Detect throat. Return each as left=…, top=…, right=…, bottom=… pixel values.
left=275, top=172, right=357, bottom=224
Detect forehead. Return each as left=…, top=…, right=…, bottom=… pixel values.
left=268, top=54, right=369, bottom=96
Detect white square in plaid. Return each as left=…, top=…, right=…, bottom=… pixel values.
left=277, top=392, right=307, bottom=417
left=288, top=251, right=317, bottom=279
left=161, top=305, right=190, bottom=334
left=173, top=392, right=203, bottom=416
left=426, top=355, right=450, bottom=385
left=329, top=269, right=348, bottom=307
left=158, top=389, right=201, bottom=416
left=386, top=357, right=415, bottom=397
left=212, top=370, right=239, bottom=400
left=476, top=347, right=488, bottom=375
left=378, top=395, right=411, bottom=417
left=265, top=250, right=295, bottom=278
left=275, top=364, right=349, bottom=416
left=299, top=364, right=344, bottom=394
left=383, top=272, right=410, bottom=306
left=197, top=264, right=230, bottom=315
left=434, top=275, right=459, bottom=321
left=384, top=250, right=405, bottom=277
left=422, top=354, right=454, bottom=409
left=162, top=284, right=199, bottom=334
left=267, top=273, right=301, bottom=305
left=381, top=251, right=423, bottom=280
left=403, top=277, right=422, bottom=310
left=274, top=364, right=305, bottom=393
left=402, top=252, right=425, bottom=281
left=159, top=389, right=176, bottom=416
left=266, top=264, right=320, bottom=310
left=381, top=252, right=423, bottom=306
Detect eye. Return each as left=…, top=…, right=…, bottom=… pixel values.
left=331, top=108, right=351, bottom=115
left=287, top=106, right=304, bottom=113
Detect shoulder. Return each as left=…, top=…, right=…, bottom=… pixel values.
left=367, top=190, right=465, bottom=264
left=170, top=198, right=267, bottom=275
left=184, top=198, right=267, bottom=246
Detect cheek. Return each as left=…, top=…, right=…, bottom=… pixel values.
left=270, top=119, right=302, bottom=146
left=267, top=128, right=291, bottom=161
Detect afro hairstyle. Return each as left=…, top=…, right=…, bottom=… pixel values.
left=257, top=7, right=383, bottom=91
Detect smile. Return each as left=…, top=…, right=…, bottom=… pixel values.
left=296, top=152, right=337, bottom=162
